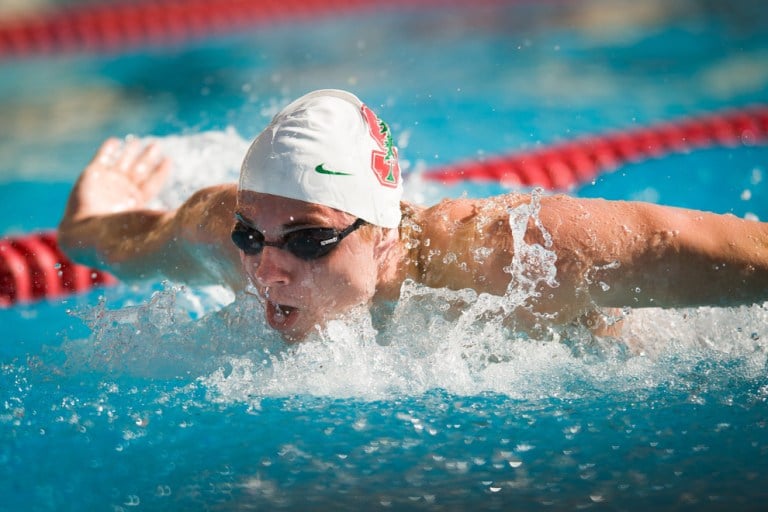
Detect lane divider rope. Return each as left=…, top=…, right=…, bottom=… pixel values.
left=0, top=0, right=485, bottom=58
left=0, top=232, right=116, bottom=307
left=424, top=105, right=768, bottom=188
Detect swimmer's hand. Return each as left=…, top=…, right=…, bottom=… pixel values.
left=58, top=138, right=241, bottom=288
left=58, top=137, right=175, bottom=272
left=63, top=138, right=171, bottom=222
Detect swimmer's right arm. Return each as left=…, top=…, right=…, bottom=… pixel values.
left=58, top=139, right=243, bottom=288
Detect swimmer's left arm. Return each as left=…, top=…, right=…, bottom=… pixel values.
left=559, top=196, right=768, bottom=310
left=413, top=194, right=768, bottom=319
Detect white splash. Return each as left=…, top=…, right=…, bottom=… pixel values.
left=142, top=129, right=248, bottom=209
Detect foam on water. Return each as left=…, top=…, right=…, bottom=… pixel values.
left=58, top=275, right=768, bottom=412
left=144, top=129, right=248, bottom=208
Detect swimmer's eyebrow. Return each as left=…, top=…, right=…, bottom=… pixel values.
left=283, top=215, right=337, bottom=231
left=234, top=212, right=334, bottom=232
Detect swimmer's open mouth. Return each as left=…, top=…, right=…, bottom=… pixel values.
left=273, top=302, right=296, bottom=319
left=265, top=300, right=299, bottom=330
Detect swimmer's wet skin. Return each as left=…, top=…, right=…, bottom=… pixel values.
left=58, top=89, right=768, bottom=342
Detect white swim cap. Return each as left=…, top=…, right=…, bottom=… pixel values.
left=239, top=89, right=403, bottom=228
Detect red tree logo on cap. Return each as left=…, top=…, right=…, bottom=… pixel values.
left=361, top=104, right=401, bottom=188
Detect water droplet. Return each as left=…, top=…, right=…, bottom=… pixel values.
left=156, top=485, right=172, bottom=497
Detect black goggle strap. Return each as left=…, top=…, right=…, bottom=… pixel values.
left=331, top=218, right=367, bottom=245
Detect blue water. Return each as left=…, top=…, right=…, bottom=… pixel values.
left=3, top=2, right=768, bottom=510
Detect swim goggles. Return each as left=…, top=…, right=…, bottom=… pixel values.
left=231, top=213, right=367, bottom=261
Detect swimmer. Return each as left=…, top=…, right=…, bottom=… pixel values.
left=58, top=89, right=768, bottom=341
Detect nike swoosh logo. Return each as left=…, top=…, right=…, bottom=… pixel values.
left=315, top=164, right=352, bottom=176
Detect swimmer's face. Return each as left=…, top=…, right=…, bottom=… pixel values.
left=235, top=191, right=380, bottom=341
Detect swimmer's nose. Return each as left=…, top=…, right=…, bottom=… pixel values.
left=249, top=246, right=291, bottom=287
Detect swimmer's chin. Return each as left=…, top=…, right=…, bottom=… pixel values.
left=241, top=288, right=358, bottom=344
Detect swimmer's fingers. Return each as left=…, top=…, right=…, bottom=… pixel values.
left=129, top=142, right=163, bottom=179
left=115, top=138, right=142, bottom=172
left=136, top=153, right=172, bottom=199
left=87, top=137, right=141, bottom=176
left=118, top=141, right=171, bottom=197
left=81, top=138, right=123, bottom=180
left=91, top=138, right=122, bottom=169
left=68, top=138, right=171, bottom=219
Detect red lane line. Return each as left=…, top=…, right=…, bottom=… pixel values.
left=0, top=231, right=116, bottom=306
left=0, top=0, right=507, bottom=58
left=0, top=241, right=31, bottom=304
left=425, top=105, right=768, bottom=189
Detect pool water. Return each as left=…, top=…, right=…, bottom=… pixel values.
left=3, top=1, right=768, bottom=510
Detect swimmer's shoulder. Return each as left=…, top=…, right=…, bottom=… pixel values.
left=410, top=193, right=532, bottom=235
left=177, top=183, right=237, bottom=242
left=183, top=183, right=237, bottom=210
left=401, top=193, right=532, bottom=292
